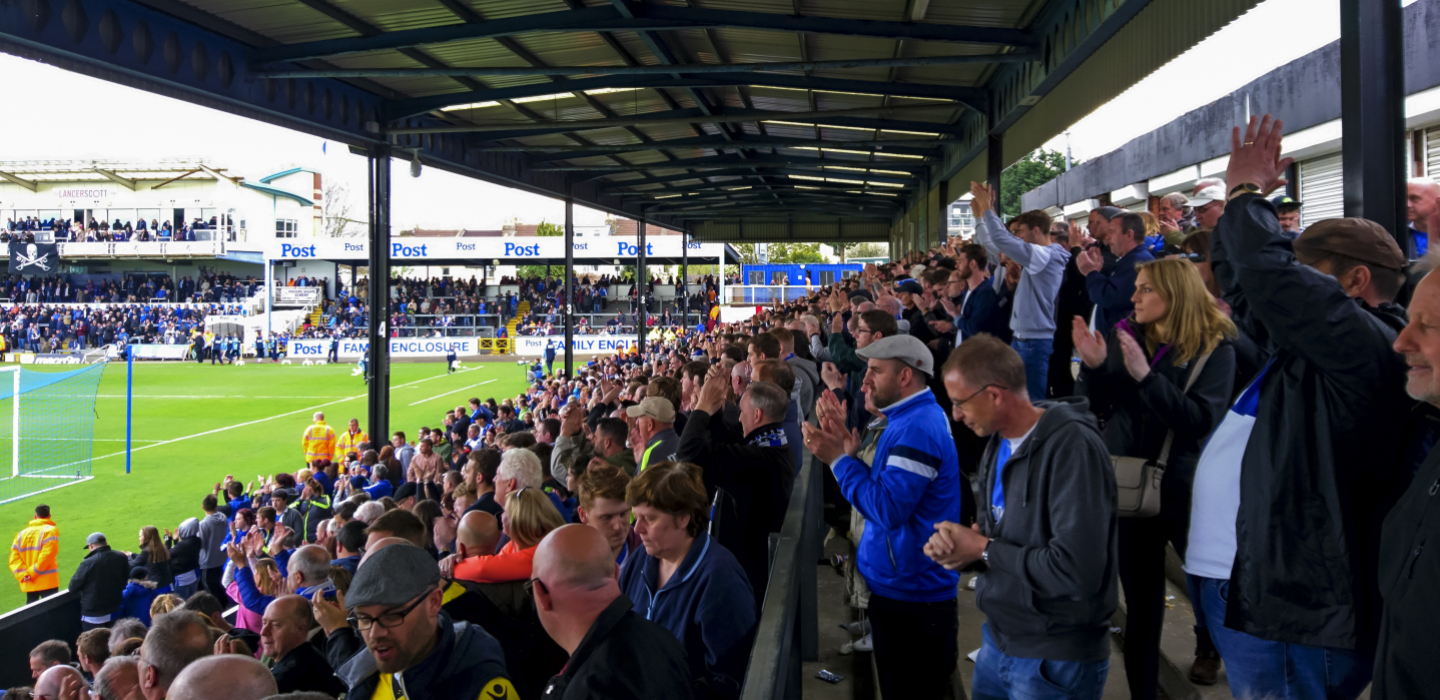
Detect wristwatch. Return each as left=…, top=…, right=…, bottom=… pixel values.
left=1228, top=183, right=1261, bottom=200
left=981, top=539, right=993, bottom=563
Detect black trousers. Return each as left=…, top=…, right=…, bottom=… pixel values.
left=202, top=566, right=229, bottom=606
left=869, top=593, right=959, bottom=700
left=25, top=588, right=58, bottom=604
left=1117, top=475, right=1213, bottom=700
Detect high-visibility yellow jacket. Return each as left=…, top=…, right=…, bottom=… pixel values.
left=302, top=421, right=338, bottom=465
left=336, top=428, right=369, bottom=461
left=10, top=517, right=59, bottom=593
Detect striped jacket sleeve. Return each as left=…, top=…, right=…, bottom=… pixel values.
left=832, top=441, right=943, bottom=530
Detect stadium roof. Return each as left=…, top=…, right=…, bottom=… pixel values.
left=0, top=159, right=234, bottom=189
left=0, top=0, right=1262, bottom=245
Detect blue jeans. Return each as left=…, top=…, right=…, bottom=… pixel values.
left=1186, top=575, right=1372, bottom=700
left=972, top=624, right=1109, bottom=700
left=1011, top=338, right=1053, bottom=402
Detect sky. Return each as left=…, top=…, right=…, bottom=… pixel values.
left=0, top=0, right=1400, bottom=225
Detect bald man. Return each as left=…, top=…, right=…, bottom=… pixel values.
left=167, top=654, right=278, bottom=700
left=532, top=525, right=694, bottom=699
left=34, top=664, right=87, bottom=700
left=457, top=510, right=501, bottom=558
left=263, top=595, right=346, bottom=696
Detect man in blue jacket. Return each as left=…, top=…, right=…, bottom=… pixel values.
left=1078, top=212, right=1154, bottom=333
left=804, top=333, right=961, bottom=699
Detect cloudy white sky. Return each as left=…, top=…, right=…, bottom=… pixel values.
left=0, top=0, right=1396, bottom=226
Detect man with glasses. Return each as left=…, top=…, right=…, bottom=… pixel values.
left=329, top=543, right=516, bottom=699
left=927, top=334, right=1117, bottom=700
left=822, top=309, right=898, bottom=432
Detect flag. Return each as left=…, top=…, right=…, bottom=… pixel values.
left=9, top=241, right=59, bottom=275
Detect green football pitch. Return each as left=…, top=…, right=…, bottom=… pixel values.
left=0, top=358, right=535, bottom=614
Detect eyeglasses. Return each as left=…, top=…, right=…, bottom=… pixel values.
left=524, top=576, right=547, bottom=596
left=954, top=384, right=1006, bottom=408
left=348, top=587, right=434, bottom=632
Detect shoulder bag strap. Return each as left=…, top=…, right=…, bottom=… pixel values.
left=1154, top=350, right=1214, bottom=467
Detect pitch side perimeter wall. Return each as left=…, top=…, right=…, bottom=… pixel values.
left=288, top=335, right=638, bottom=358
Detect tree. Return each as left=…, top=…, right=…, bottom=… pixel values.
left=517, top=221, right=565, bottom=278
left=843, top=242, right=889, bottom=260
left=322, top=181, right=363, bottom=237
left=999, top=149, right=1074, bottom=218
left=535, top=220, right=563, bottom=237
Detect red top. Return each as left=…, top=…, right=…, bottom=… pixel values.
left=453, top=540, right=536, bottom=583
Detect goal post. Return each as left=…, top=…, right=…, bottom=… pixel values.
left=0, top=363, right=107, bottom=506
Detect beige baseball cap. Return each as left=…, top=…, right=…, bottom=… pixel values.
left=625, top=396, right=676, bottom=423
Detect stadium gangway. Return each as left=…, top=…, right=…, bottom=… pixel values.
left=741, top=446, right=823, bottom=700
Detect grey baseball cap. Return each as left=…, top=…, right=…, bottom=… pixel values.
left=83, top=532, right=106, bottom=549
left=345, top=544, right=440, bottom=610
left=856, top=334, right=934, bottom=377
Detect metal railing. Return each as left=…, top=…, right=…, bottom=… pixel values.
left=741, top=446, right=822, bottom=700
left=725, top=285, right=821, bottom=305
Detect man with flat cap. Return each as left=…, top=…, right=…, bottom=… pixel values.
left=803, top=333, right=961, bottom=700
left=327, top=543, right=517, bottom=699
left=1184, top=115, right=1412, bottom=699
left=535, top=524, right=694, bottom=699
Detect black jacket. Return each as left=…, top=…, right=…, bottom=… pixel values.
left=1373, top=409, right=1440, bottom=699
left=677, top=411, right=795, bottom=607
left=166, top=535, right=201, bottom=576
left=541, top=596, right=696, bottom=700
left=336, top=610, right=511, bottom=700
left=127, top=548, right=173, bottom=589
left=1212, top=194, right=1413, bottom=651
left=1077, top=328, right=1236, bottom=487
left=70, top=545, right=130, bottom=616
left=272, top=641, right=346, bottom=696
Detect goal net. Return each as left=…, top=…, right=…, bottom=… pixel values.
left=0, top=364, right=106, bottom=506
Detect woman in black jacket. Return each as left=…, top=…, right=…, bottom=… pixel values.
left=164, top=518, right=202, bottom=600
left=1074, top=258, right=1237, bottom=700
left=129, top=525, right=174, bottom=593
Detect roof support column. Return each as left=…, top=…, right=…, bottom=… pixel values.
left=681, top=230, right=689, bottom=330
left=988, top=131, right=1005, bottom=218
left=564, top=186, right=575, bottom=378
left=637, top=221, right=648, bottom=356
left=1340, top=0, right=1407, bottom=250
left=935, top=179, right=950, bottom=248
left=366, top=144, right=392, bottom=444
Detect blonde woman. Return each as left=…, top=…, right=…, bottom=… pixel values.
left=443, top=487, right=564, bottom=583
left=1073, top=257, right=1237, bottom=700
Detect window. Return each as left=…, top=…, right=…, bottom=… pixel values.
left=276, top=219, right=299, bottom=238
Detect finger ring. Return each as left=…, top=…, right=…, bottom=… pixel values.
left=1244, top=141, right=1254, bottom=146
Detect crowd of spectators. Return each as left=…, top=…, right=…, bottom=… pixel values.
left=0, top=273, right=261, bottom=305
left=13, top=115, right=1440, bottom=700
left=5, top=216, right=229, bottom=242
left=307, top=272, right=722, bottom=340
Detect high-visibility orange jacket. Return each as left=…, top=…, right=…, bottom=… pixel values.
left=10, top=517, right=59, bottom=593
left=336, top=428, right=369, bottom=461
left=302, top=421, right=338, bottom=465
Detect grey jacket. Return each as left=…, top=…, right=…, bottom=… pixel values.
left=974, top=209, right=1069, bottom=340
left=786, top=355, right=820, bottom=423
left=973, top=397, right=1118, bottom=662
left=197, top=511, right=229, bottom=570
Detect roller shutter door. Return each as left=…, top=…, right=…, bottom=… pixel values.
left=1425, top=126, right=1440, bottom=177
left=1299, top=153, right=1343, bottom=228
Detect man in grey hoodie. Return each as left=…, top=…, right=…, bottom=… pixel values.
left=197, top=494, right=230, bottom=601
left=927, top=334, right=1117, bottom=700
left=970, top=182, right=1069, bottom=401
